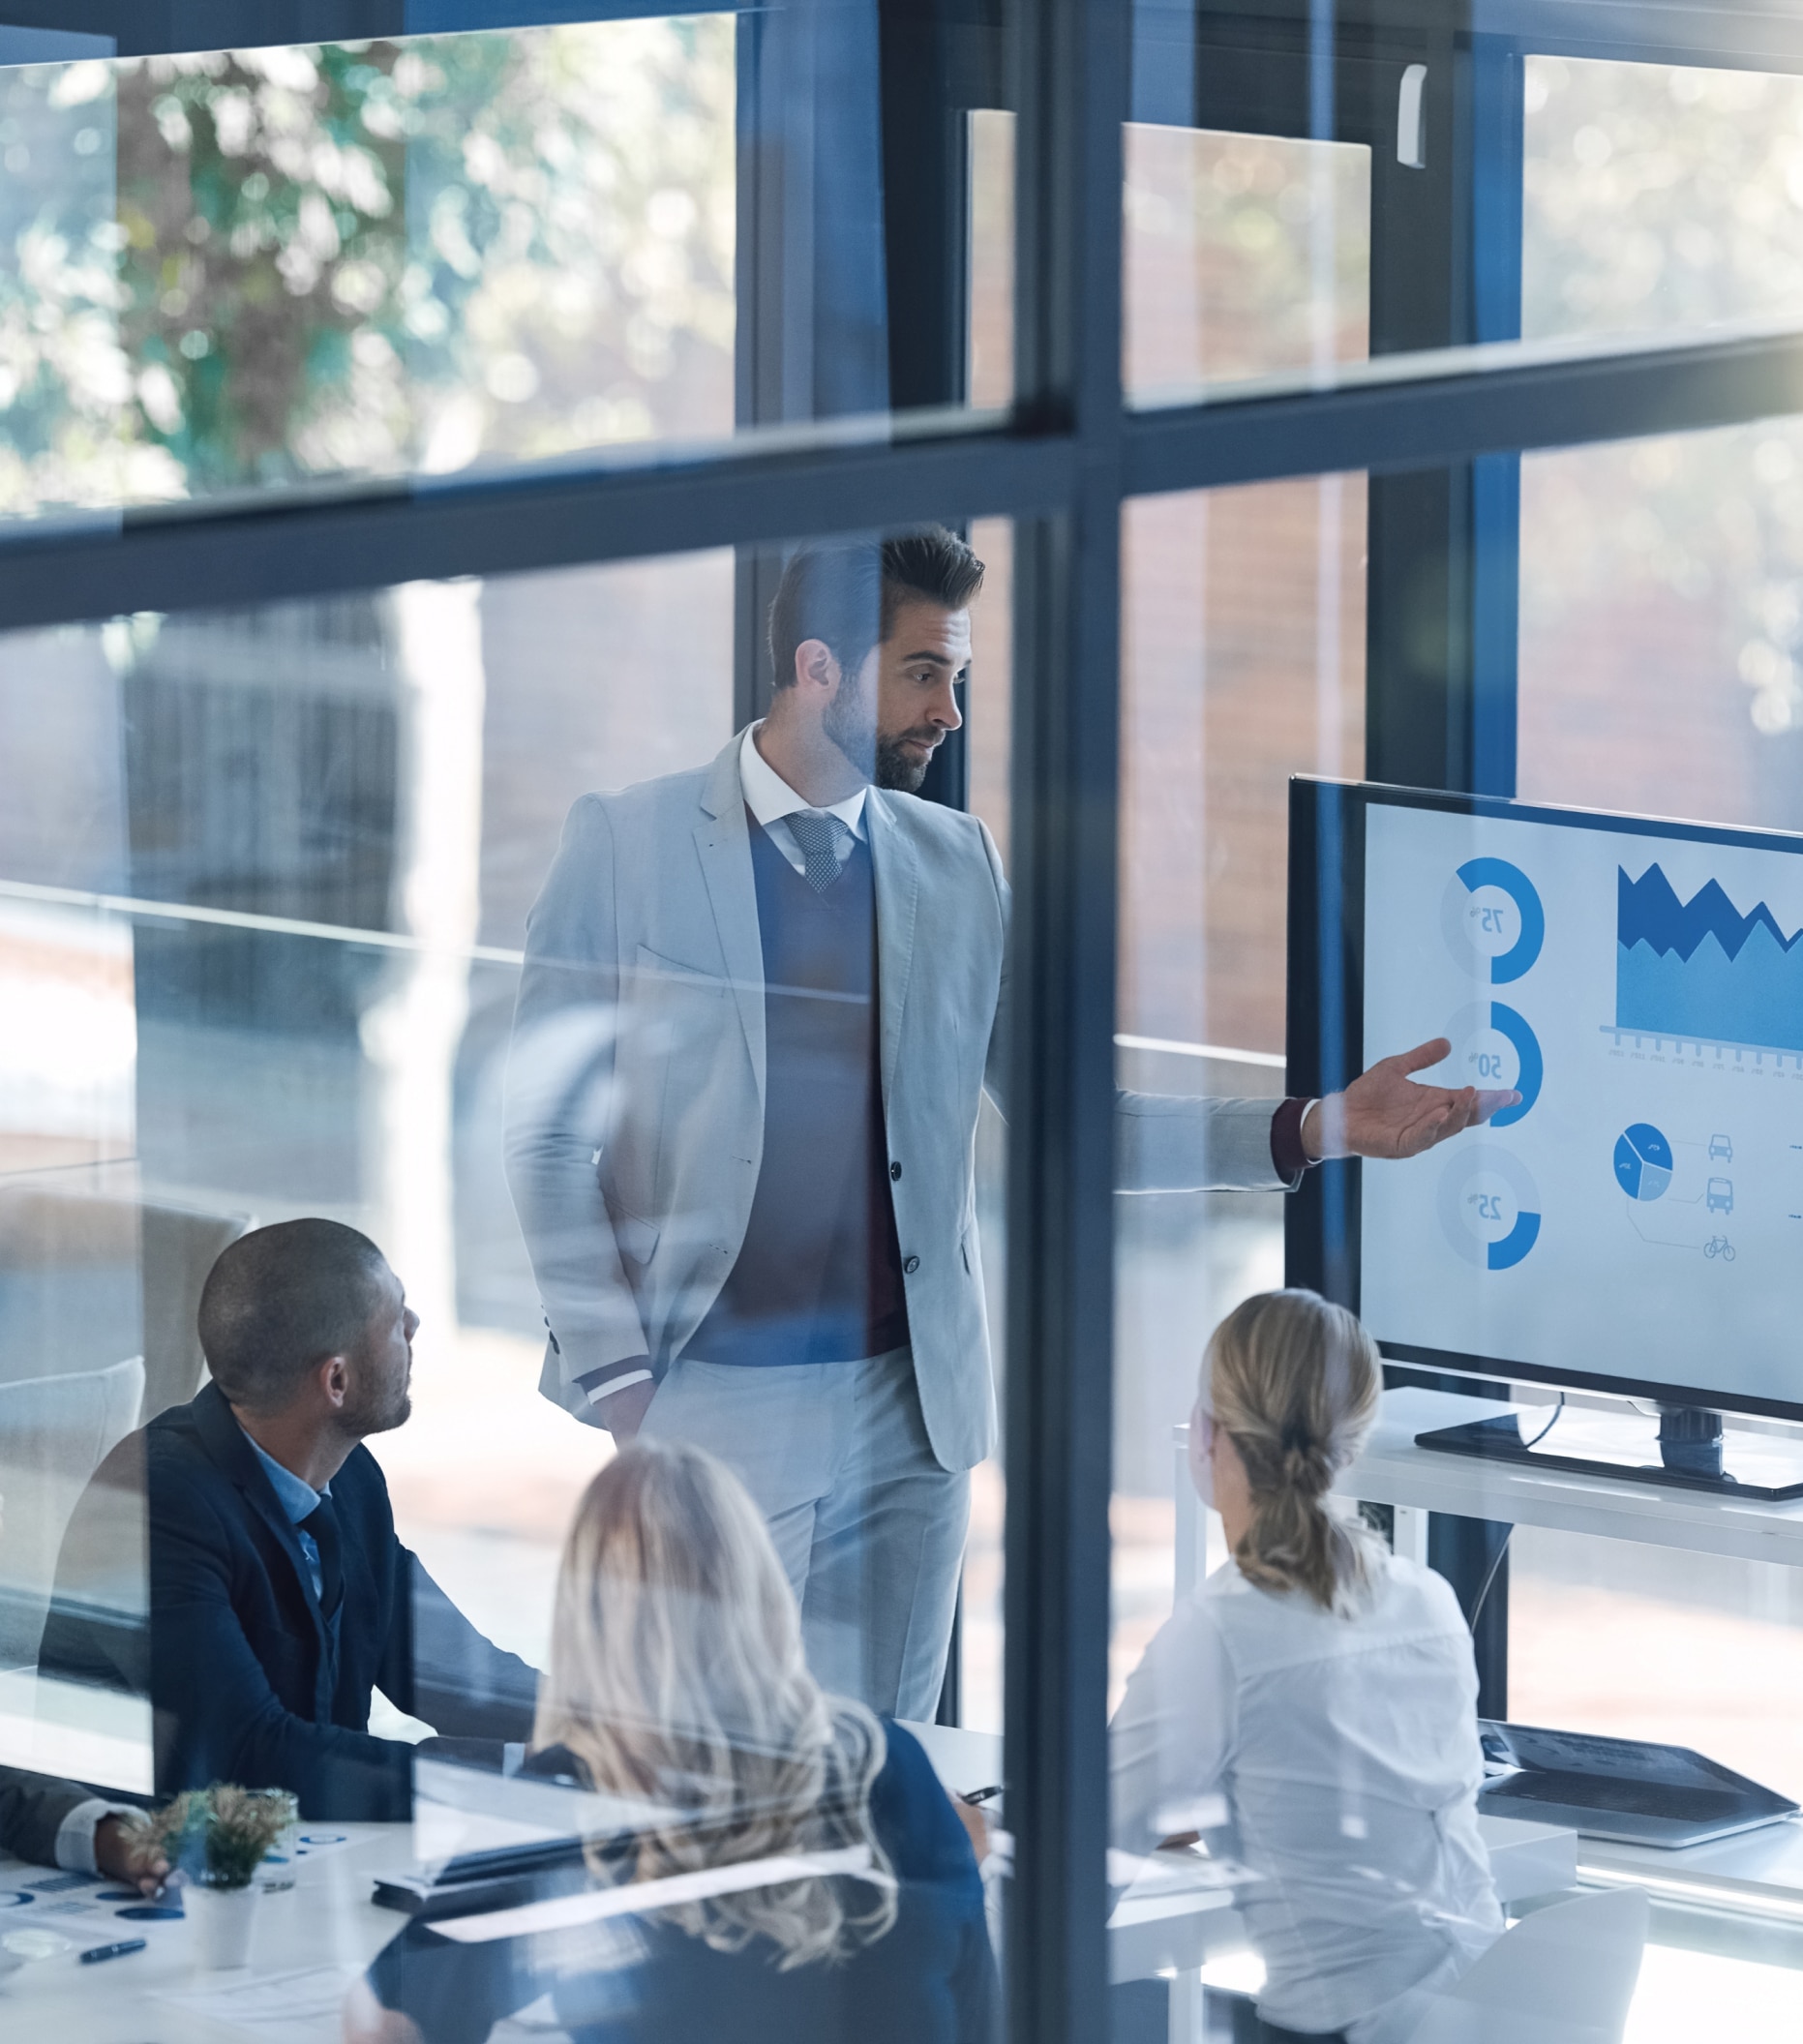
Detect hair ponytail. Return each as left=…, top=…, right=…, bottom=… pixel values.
left=1206, top=1290, right=1382, bottom=1614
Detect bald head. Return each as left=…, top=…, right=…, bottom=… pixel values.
left=198, top=1219, right=389, bottom=1415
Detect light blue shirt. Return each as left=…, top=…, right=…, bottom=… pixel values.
left=238, top=1425, right=526, bottom=1775
left=242, top=1428, right=328, bottom=1603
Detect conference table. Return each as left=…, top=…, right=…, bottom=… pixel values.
left=0, top=1721, right=1591, bottom=2044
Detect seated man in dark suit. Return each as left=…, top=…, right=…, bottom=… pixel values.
left=0, top=1765, right=164, bottom=1889
left=40, top=1219, right=538, bottom=1820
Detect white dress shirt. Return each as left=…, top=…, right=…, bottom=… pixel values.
left=738, top=723, right=867, bottom=874
left=1111, top=1550, right=1503, bottom=2044
left=51, top=1795, right=140, bottom=1877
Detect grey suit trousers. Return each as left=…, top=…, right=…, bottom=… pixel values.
left=639, top=1346, right=968, bottom=1721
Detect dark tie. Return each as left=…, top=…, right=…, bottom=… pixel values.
left=784, top=809, right=854, bottom=893
left=299, top=1495, right=344, bottom=1616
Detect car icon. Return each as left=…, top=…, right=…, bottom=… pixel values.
left=1709, top=1132, right=1733, bottom=1162
left=1707, top=1177, right=1734, bottom=1215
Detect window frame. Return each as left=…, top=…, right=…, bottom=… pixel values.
left=10, top=7, right=1803, bottom=2041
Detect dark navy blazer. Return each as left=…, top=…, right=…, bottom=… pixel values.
left=367, top=1722, right=999, bottom=2044
left=39, top=1382, right=537, bottom=1819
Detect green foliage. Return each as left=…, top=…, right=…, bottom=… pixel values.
left=0, top=19, right=736, bottom=513
left=133, top=1784, right=296, bottom=1891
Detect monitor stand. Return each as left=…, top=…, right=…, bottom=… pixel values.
left=1416, top=1401, right=1803, bottom=1501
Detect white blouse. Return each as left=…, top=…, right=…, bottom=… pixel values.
left=1110, top=1550, right=1504, bottom=2043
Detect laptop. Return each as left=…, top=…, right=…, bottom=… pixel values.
left=1477, top=1721, right=1798, bottom=1849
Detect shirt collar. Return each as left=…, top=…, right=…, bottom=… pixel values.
left=240, top=1426, right=327, bottom=1526
left=738, top=724, right=867, bottom=840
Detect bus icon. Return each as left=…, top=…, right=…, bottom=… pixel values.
left=1707, top=1177, right=1734, bottom=1215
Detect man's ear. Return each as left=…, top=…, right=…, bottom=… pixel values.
left=318, top=1354, right=351, bottom=1412
left=793, top=637, right=842, bottom=696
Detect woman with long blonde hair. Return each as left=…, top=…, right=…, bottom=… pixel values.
left=1111, top=1291, right=1502, bottom=2044
left=354, top=1440, right=996, bottom=2044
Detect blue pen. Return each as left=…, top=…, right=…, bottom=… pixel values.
left=80, top=1937, right=147, bottom=1964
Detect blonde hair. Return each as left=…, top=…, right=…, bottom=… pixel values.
left=1206, top=1289, right=1382, bottom=1614
left=533, top=1440, right=896, bottom=1967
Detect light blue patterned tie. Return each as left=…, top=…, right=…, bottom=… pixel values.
left=784, top=809, right=855, bottom=893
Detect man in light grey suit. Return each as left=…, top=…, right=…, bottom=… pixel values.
left=503, top=530, right=1509, bottom=1718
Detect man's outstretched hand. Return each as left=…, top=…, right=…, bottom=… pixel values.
left=1302, top=1038, right=1518, bottom=1162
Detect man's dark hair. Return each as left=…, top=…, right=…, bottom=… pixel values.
left=766, top=526, right=985, bottom=691
left=198, top=1219, right=389, bottom=1412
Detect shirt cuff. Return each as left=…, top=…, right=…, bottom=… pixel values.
left=54, top=1797, right=141, bottom=1876
left=576, top=1359, right=654, bottom=1404
left=1269, top=1097, right=1319, bottom=1189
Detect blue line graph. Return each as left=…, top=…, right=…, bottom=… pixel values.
left=1617, top=864, right=1803, bottom=1055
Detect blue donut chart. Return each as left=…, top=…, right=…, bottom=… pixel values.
left=1487, top=1003, right=1543, bottom=1129
left=1456, top=857, right=1546, bottom=984
left=1487, top=1210, right=1542, bottom=1270
left=1436, top=1145, right=1544, bottom=1272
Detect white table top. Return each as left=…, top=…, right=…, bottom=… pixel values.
left=1336, top=1389, right=1803, bottom=1568
left=11, top=1727, right=1794, bottom=2029
left=0, top=1823, right=414, bottom=2041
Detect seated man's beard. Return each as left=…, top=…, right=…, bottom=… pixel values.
left=876, top=730, right=937, bottom=793
left=345, top=1375, right=412, bottom=1436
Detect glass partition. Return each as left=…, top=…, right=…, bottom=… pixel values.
left=0, top=5, right=1012, bottom=524
left=1524, top=53, right=1803, bottom=346
left=0, top=524, right=1012, bottom=2041
left=9, top=4, right=1803, bottom=2041
left=1114, top=453, right=1803, bottom=2044
left=1519, top=416, right=1803, bottom=828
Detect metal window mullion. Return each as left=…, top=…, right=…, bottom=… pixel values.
left=0, top=428, right=1074, bottom=633
left=10, top=327, right=1803, bottom=630
left=1003, top=1, right=1126, bottom=2041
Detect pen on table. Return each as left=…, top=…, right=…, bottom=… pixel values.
left=960, top=1785, right=1002, bottom=1806
left=80, top=1937, right=147, bottom=1965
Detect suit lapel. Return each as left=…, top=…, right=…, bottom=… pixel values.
left=190, top=1385, right=331, bottom=1654
left=865, top=794, right=917, bottom=1107
left=695, top=730, right=766, bottom=1107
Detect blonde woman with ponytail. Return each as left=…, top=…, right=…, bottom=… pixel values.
left=355, top=1441, right=996, bottom=2044
left=1112, top=1291, right=1502, bottom=2044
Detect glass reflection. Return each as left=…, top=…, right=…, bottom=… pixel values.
left=1112, top=1293, right=1503, bottom=2044
left=355, top=1441, right=999, bottom=2044
left=0, top=25, right=736, bottom=515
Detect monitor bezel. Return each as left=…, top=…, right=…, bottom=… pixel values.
left=1285, top=774, right=1803, bottom=1428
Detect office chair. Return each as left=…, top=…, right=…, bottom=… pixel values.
left=1404, top=1885, right=1649, bottom=2044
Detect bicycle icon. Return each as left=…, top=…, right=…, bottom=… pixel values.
left=1704, top=1235, right=1736, bottom=1262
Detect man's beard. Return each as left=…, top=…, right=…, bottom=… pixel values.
left=874, top=731, right=938, bottom=793
left=823, top=676, right=939, bottom=793
left=822, top=677, right=878, bottom=781
left=343, top=1373, right=411, bottom=1438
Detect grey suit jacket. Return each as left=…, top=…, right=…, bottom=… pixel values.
left=0, top=1765, right=98, bottom=1870
left=503, top=731, right=1285, bottom=1474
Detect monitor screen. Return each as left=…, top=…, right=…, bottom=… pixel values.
left=1300, top=781, right=1803, bottom=1423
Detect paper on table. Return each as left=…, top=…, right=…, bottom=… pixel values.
left=155, top=1964, right=364, bottom=2041
left=0, top=1867, right=174, bottom=1932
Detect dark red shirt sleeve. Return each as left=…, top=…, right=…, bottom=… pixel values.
left=1269, top=1097, right=1315, bottom=1189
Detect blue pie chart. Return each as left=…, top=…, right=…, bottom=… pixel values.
left=1613, top=1123, right=1673, bottom=1201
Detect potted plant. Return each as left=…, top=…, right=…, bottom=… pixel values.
left=130, top=1786, right=296, bottom=1969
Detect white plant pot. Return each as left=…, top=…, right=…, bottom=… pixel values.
left=188, top=1881, right=259, bottom=1969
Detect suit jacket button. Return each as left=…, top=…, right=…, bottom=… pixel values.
left=903, top=1255, right=919, bottom=1275
left=889, top=1161, right=903, bottom=1181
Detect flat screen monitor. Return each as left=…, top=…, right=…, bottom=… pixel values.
left=1288, top=778, right=1803, bottom=1426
